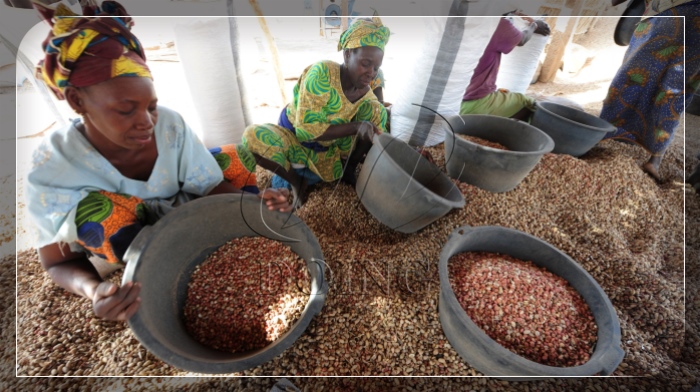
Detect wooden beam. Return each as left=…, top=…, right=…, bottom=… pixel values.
left=538, top=0, right=585, bottom=83
left=341, top=0, right=349, bottom=31
left=319, top=0, right=324, bottom=36
left=249, top=0, right=288, bottom=104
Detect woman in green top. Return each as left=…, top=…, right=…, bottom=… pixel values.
left=242, top=16, right=390, bottom=205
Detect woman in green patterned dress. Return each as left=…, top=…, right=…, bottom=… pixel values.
left=242, top=16, right=390, bottom=205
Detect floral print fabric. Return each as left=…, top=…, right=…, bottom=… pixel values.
left=600, top=4, right=700, bottom=156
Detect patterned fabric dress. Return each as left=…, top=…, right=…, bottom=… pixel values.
left=600, top=1, right=700, bottom=156
left=242, top=60, right=387, bottom=182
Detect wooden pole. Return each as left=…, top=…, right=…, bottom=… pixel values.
left=248, top=0, right=288, bottom=104
left=538, top=0, right=585, bottom=83
left=319, top=0, right=324, bottom=36
left=341, top=0, right=349, bottom=31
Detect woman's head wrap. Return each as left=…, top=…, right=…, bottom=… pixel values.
left=337, top=15, right=390, bottom=52
left=34, top=0, right=151, bottom=100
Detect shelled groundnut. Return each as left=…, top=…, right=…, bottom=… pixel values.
left=183, top=237, right=310, bottom=353
left=457, top=134, right=509, bottom=150
left=448, top=251, right=597, bottom=367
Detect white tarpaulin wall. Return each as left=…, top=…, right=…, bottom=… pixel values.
left=174, top=18, right=251, bottom=148
left=389, top=17, right=500, bottom=147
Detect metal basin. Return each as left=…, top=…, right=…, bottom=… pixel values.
left=531, top=101, right=616, bottom=157
left=438, top=225, right=625, bottom=379
left=121, top=194, right=327, bottom=374
left=355, top=133, right=465, bottom=233
left=444, top=114, right=554, bottom=193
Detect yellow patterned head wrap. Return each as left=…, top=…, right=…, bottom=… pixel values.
left=337, top=15, right=390, bottom=52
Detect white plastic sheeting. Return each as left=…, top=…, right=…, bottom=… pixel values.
left=389, top=17, right=500, bottom=147
left=174, top=18, right=250, bottom=148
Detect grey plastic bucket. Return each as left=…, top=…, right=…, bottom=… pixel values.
left=531, top=101, right=616, bottom=157
left=121, top=193, right=327, bottom=374
left=355, top=133, right=465, bottom=234
left=438, top=225, right=624, bottom=379
left=444, top=114, right=554, bottom=193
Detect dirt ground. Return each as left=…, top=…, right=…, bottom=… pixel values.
left=3, top=14, right=700, bottom=391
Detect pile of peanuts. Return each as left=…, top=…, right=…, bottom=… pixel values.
left=456, top=134, right=509, bottom=150
left=183, top=237, right=310, bottom=353
left=448, top=251, right=597, bottom=367
left=11, top=137, right=699, bottom=390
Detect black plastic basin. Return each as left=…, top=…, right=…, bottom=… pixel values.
left=121, top=194, right=327, bottom=374
left=444, top=114, right=554, bottom=193
left=355, top=133, right=465, bottom=233
left=531, top=101, right=616, bottom=157
left=438, top=225, right=625, bottom=379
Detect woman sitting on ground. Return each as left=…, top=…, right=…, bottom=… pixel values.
left=25, top=1, right=291, bottom=322
left=459, top=13, right=550, bottom=121
left=242, top=16, right=390, bottom=205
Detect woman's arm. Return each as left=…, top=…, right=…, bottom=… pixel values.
left=313, top=122, right=367, bottom=141
left=39, top=242, right=102, bottom=299
left=207, top=180, right=293, bottom=212
left=39, top=242, right=141, bottom=321
left=518, top=22, right=537, bottom=46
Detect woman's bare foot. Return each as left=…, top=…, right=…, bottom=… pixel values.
left=290, top=176, right=309, bottom=208
left=642, top=157, right=662, bottom=182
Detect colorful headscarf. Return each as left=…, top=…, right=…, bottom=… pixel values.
left=34, top=0, right=151, bottom=100
left=337, top=15, right=390, bottom=52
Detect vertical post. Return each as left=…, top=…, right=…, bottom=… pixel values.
left=227, top=18, right=252, bottom=128
left=341, top=0, right=348, bottom=31
left=538, top=0, right=585, bottom=83
left=319, top=0, right=324, bottom=36
left=248, top=0, right=288, bottom=104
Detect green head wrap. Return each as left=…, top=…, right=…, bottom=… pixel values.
left=337, top=15, right=390, bottom=52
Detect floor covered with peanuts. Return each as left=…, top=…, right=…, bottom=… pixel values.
left=4, top=15, right=700, bottom=392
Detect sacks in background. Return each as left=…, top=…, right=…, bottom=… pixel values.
left=174, top=18, right=250, bottom=148
left=496, top=17, right=550, bottom=93
left=390, top=17, right=500, bottom=147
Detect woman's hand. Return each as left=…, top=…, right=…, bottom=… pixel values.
left=40, top=242, right=140, bottom=322
left=259, top=188, right=293, bottom=212
left=533, top=20, right=551, bottom=36
left=357, top=121, right=381, bottom=143
left=92, top=281, right=141, bottom=321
